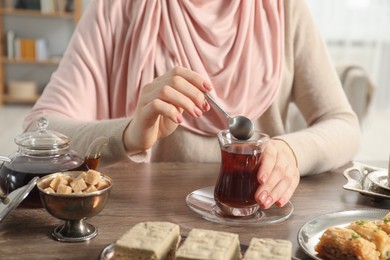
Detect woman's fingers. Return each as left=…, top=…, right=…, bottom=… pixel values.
left=257, top=142, right=278, bottom=184
left=275, top=165, right=300, bottom=207
left=262, top=164, right=298, bottom=208
left=140, top=66, right=211, bottom=118
left=154, top=80, right=206, bottom=117
left=255, top=139, right=300, bottom=209
left=124, top=66, right=212, bottom=155
left=165, top=66, right=212, bottom=92
left=142, top=98, right=183, bottom=125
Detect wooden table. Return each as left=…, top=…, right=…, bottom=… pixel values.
left=0, top=160, right=388, bottom=259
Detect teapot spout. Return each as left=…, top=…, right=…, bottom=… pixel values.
left=84, top=136, right=108, bottom=170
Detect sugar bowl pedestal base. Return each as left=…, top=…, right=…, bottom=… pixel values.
left=52, top=219, right=98, bottom=242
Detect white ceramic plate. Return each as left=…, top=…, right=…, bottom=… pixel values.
left=185, top=186, right=294, bottom=226
left=368, top=170, right=390, bottom=191
left=298, top=209, right=390, bottom=260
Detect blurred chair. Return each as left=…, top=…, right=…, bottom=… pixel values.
left=336, top=64, right=374, bottom=122
left=287, top=64, right=375, bottom=132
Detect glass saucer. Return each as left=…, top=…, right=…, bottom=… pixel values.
left=185, top=186, right=294, bottom=226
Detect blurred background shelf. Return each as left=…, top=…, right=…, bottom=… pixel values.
left=0, top=0, right=82, bottom=106
left=3, top=94, right=39, bottom=103
left=0, top=7, right=75, bottom=19
left=1, top=56, right=60, bottom=65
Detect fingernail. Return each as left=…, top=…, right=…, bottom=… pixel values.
left=258, top=190, right=268, bottom=202
left=265, top=196, right=273, bottom=207
left=276, top=198, right=285, bottom=207
left=194, top=107, right=203, bottom=117
left=202, top=100, right=210, bottom=111
left=203, top=81, right=213, bottom=91
left=260, top=174, right=267, bottom=184
left=177, top=114, right=183, bottom=124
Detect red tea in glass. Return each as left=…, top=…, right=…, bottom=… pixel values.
left=214, top=130, right=269, bottom=217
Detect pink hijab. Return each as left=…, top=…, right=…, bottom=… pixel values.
left=25, top=0, right=284, bottom=136
left=127, top=0, right=285, bottom=135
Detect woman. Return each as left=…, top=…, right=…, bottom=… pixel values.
left=23, top=0, right=360, bottom=209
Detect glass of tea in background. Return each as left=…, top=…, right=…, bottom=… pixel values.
left=214, top=130, right=269, bottom=217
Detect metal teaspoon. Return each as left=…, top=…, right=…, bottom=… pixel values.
left=205, top=93, right=254, bottom=140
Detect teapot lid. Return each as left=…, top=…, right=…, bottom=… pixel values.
left=14, top=117, right=69, bottom=151
left=0, top=177, right=39, bottom=222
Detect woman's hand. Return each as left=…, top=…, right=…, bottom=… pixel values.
left=123, top=66, right=212, bottom=154
left=255, top=139, right=300, bottom=209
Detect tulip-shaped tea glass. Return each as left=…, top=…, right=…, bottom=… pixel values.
left=214, top=130, right=269, bottom=217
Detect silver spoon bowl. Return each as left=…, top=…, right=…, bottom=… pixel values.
left=205, top=93, right=254, bottom=140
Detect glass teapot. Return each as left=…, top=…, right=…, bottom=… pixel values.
left=0, top=117, right=108, bottom=207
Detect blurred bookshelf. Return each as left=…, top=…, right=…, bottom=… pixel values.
left=0, top=0, right=82, bottom=105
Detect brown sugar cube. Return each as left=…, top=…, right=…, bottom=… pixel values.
left=49, top=175, right=68, bottom=191
left=70, top=178, right=88, bottom=193
left=96, top=179, right=110, bottom=190
left=63, top=175, right=73, bottom=184
left=85, top=170, right=101, bottom=185
left=57, top=184, right=72, bottom=194
left=84, top=185, right=98, bottom=193
left=43, top=187, right=55, bottom=194
left=75, top=172, right=87, bottom=182
left=39, top=178, right=52, bottom=189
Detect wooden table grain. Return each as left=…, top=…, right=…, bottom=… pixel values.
left=0, top=161, right=388, bottom=259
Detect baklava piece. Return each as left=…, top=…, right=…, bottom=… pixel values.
left=315, top=227, right=380, bottom=260
left=348, top=220, right=390, bottom=260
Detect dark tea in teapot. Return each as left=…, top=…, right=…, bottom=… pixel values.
left=0, top=118, right=107, bottom=208
left=0, top=154, right=87, bottom=207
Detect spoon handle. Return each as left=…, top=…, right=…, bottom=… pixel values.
left=204, top=93, right=231, bottom=120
